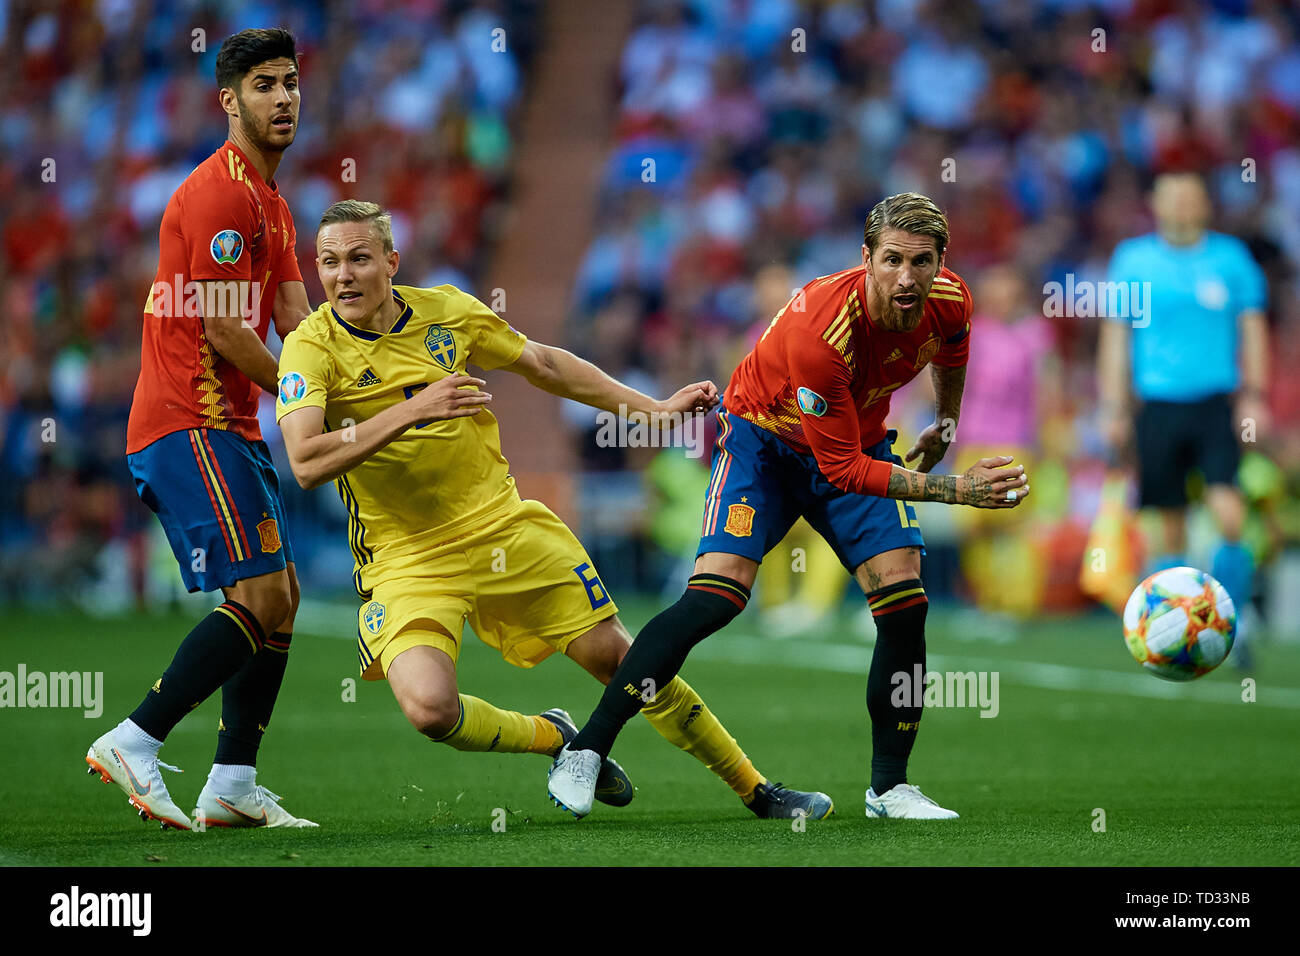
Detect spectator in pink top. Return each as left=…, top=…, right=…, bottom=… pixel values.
left=960, top=265, right=1055, bottom=449
left=954, top=265, right=1059, bottom=620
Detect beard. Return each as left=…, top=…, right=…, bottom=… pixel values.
left=877, top=293, right=925, bottom=332
left=236, top=99, right=294, bottom=154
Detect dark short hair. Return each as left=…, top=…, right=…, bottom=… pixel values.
left=215, top=28, right=298, bottom=92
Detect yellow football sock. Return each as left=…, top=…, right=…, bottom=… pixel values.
left=640, top=677, right=764, bottom=799
left=433, top=695, right=562, bottom=755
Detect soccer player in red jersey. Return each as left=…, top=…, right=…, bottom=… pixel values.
left=86, top=29, right=315, bottom=829
left=551, top=193, right=1030, bottom=819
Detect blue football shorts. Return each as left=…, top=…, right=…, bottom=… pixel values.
left=697, top=406, right=924, bottom=572
left=127, top=428, right=293, bottom=592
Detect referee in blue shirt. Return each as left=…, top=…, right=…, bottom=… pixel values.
left=1099, top=172, right=1269, bottom=651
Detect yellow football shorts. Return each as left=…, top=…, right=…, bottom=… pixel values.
left=353, top=499, right=618, bottom=680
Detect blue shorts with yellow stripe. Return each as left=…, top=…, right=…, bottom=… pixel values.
left=697, top=406, right=924, bottom=572
left=128, top=428, right=293, bottom=592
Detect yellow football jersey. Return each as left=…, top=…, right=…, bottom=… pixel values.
left=275, top=285, right=527, bottom=588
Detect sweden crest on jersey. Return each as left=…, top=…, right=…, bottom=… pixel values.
left=425, top=325, right=457, bottom=371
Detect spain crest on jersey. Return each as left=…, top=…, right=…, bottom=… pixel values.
left=425, top=325, right=457, bottom=371
left=914, top=333, right=941, bottom=370
left=724, top=503, right=755, bottom=537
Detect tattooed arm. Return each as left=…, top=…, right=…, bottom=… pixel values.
left=885, top=454, right=1028, bottom=508
left=933, top=363, right=966, bottom=433
left=786, top=335, right=1020, bottom=508
left=904, top=364, right=967, bottom=473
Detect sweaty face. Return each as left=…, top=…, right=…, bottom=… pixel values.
left=233, top=57, right=300, bottom=154
left=863, top=229, right=942, bottom=332
left=317, top=223, right=398, bottom=326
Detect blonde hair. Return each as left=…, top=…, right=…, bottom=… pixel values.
left=318, top=199, right=394, bottom=254
left=863, top=192, right=950, bottom=258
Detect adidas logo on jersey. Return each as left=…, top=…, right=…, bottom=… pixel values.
left=884, top=348, right=903, bottom=363
left=356, top=368, right=382, bottom=387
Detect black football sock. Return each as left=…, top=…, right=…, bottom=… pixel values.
left=865, top=579, right=928, bottom=794
left=214, top=631, right=292, bottom=767
left=570, top=573, right=751, bottom=759
left=130, top=602, right=266, bottom=741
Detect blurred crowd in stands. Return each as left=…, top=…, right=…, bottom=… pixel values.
left=4, top=0, right=1300, bottom=629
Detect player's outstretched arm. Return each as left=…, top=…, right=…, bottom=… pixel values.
left=885, top=455, right=1029, bottom=509
left=279, top=373, right=492, bottom=489
left=503, top=341, right=718, bottom=424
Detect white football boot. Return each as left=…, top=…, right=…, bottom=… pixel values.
left=864, top=783, right=959, bottom=820
left=547, top=744, right=602, bottom=818
left=540, top=708, right=635, bottom=807
left=194, top=780, right=318, bottom=829
left=86, top=727, right=192, bottom=830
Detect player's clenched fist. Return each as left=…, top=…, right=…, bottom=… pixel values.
left=406, top=373, right=492, bottom=425
left=958, top=455, right=1029, bottom=508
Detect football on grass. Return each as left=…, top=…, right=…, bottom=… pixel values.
left=1122, top=567, right=1236, bottom=681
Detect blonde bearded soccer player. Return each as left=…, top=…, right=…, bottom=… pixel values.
left=275, top=200, right=831, bottom=820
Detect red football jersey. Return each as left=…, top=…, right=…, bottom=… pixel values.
left=725, top=264, right=972, bottom=496
left=126, top=141, right=302, bottom=454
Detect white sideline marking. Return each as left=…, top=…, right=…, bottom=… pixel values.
left=296, top=599, right=1300, bottom=709
left=692, top=637, right=1300, bottom=709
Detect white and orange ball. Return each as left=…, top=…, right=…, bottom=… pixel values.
left=1122, top=567, right=1236, bottom=681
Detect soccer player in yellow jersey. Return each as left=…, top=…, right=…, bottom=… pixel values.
left=275, top=200, right=831, bottom=819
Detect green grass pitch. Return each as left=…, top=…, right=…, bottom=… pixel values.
left=2, top=601, right=1297, bottom=866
